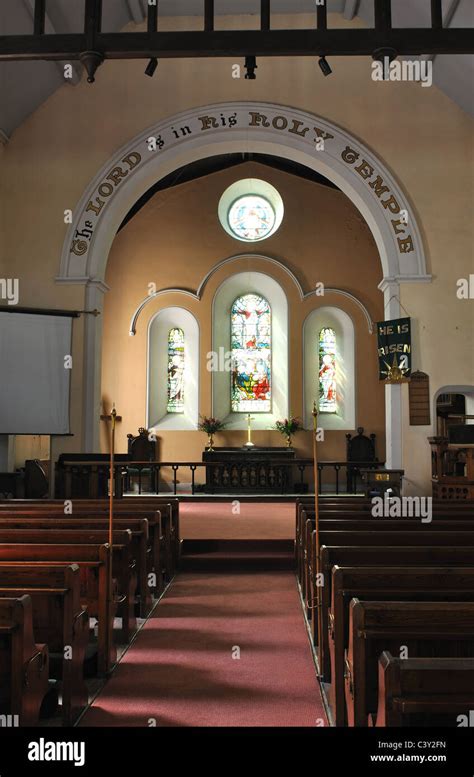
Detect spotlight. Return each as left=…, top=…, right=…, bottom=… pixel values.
left=372, top=48, right=397, bottom=80
left=318, top=56, right=332, bottom=77
left=145, top=57, right=158, bottom=77
left=245, top=55, right=257, bottom=80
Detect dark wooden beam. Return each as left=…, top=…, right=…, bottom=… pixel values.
left=204, top=0, right=214, bottom=33
left=84, top=0, right=102, bottom=42
left=261, top=0, right=270, bottom=32
left=147, top=1, right=158, bottom=33
left=33, top=0, right=45, bottom=36
left=316, top=3, right=327, bottom=31
left=0, top=28, right=472, bottom=61
left=431, top=0, right=443, bottom=30
left=374, top=0, right=392, bottom=32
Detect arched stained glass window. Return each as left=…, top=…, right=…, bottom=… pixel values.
left=319, top=328, right=337, bottom=413
left=167, top=328, right=185, bottom=413
left=231, top=294, right=271, bottom=412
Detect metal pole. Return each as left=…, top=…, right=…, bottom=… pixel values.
left=312, top=401, right=323, bottom=671
left=107, top=405, right=117, bottom=672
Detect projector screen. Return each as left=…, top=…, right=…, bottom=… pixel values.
left=0, top=312, right=73, bottom=434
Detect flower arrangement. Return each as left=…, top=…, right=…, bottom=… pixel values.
left=198, top=416, right=226, bottom=451
left=274, top=416, right=303, bottom=448
left=198, top=416, right=226, bottom=434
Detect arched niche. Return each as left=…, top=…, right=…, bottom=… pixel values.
left=147, top=306, right=199, bottom=431
left=212, top=271, right=288, bottom=430
left=303, top=307, right=356, bottom=431
left=56, top=102, right=430, bottom=463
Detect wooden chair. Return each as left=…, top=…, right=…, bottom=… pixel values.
left=24, top=460, right=49, bottom=499
left=345, top=428, right=377, bottom=493
left=125, top=428, right=157, bottom=494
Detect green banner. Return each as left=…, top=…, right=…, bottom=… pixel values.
left=377, top=317, right=411, bottom=382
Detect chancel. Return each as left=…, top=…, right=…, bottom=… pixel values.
left=0, top=0, right=474, bottom=763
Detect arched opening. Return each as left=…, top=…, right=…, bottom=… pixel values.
left=212, top=271, right=288, bottom=430
left=57, top=103, right=429, bottom=464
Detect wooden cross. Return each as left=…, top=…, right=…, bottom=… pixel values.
left=100, top=404, right=122, bottom=427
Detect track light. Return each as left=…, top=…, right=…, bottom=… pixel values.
left=318, top=56, right=332, bottom=77
left=372, top=48, right=397, bottom=80
left=245, top=55, right=257, bottom=80
left=145, top=57, right=158, bottom=77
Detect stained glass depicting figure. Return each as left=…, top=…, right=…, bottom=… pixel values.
left=319, top=327, right=337, bottom=413
left=228, top=195, right=275, bottom=241
left=167, top=328, right=185, bottom=413
left=231, top=294, right=271, bottom=412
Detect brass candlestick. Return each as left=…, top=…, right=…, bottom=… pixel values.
left=244, top=413, right=255, bottom=448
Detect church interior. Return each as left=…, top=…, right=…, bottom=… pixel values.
left=0, top=0, right=473, bottom=767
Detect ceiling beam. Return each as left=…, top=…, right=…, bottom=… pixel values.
left=343, top=0, right=360, bottom=21
left=21, top=0, right=81, bottom=83
left=443, top=0, right=462, bottom=28
left=126, top=0, right=146, bottom=25
left=205, top=0, right=215, bottom=33
left=0, top=26, right=472, bottom=61
left=423, top=0, right=461, bottom=63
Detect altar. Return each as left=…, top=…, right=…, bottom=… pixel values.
left=201, top=447, right=297, bottom=494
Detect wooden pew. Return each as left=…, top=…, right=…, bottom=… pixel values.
left=0, top=545, right=114, bottom=675
left=376, top=652, right=474, bottom=727
left=346, top=600, right=474, bottom=726
left=329, top=566, right=474, bottom=725
left=296, top=493, right=474, bottom=547
left=297, top=497, right=474, bottom=511
left=0, top=564, right=88, bottom=725
left=0, top=595, right=49, bottom=726
left=122, top=497, right=180, bottom=570
left=0, top=497, right=180, bottom=575
left=82, top=497, right=179, bottom=577
left=316, top=542, right=474, bottom=677
left=296, top=499, right=474, bottom=569
left=0, top=528, right=137, bottom=642
left=301, top=516, right=474, bottom=604
left=315, top=531, right=474, bottom=676
left=0, top=502, right=169, bottom=584
left=0, top=517, right=154, bottom=615
left=297, top=506, right=474, bottom=591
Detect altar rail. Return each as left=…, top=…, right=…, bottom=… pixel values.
left=57, top=459, right=385, bottom=498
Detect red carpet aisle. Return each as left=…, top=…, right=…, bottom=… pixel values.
left=80, top=566, right=326, bottom=727
left=180, top=501, right=294, bottom=539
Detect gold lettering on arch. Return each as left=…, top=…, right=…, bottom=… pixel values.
left=340, top=145, right=414, bottom=254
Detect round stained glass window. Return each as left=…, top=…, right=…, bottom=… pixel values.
left=218, top=179, right=284, bottom=242
left=228, top=195, right=276, bottom=242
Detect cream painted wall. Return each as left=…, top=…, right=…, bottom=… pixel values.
left=101, top=160, right=384, bottom=467
left=0, top=142, right=6, bottom=275
left=1, top=12, right=472, bottom=492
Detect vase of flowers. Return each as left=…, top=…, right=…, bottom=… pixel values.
left=274, top=416, right=303, bottom=449
left=198, top=416, right=226, bottom=451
